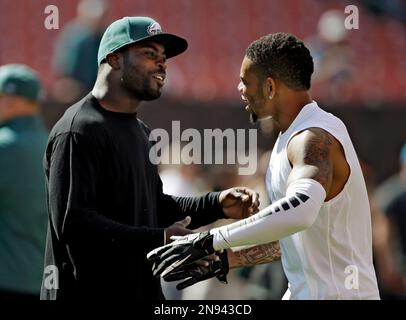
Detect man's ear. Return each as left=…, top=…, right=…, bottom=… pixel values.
left=266, top=77, right=277, bottom=99
left=105, top=53, right=122, bottom=70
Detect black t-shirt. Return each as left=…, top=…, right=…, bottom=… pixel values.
left=41, top=93, right=224, bottom=300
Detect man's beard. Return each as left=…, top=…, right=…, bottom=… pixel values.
left=122, top=74, right=161, bottom=101
left=136, top=85, right=161, bottom=101
left=249, top=112, right=272, bottom=125
left=121, top=62, right=162, bottom=101
left=249, top=112, right=258, bottom=124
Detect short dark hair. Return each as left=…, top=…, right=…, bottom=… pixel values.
left=246, top=32, right=314, bottom=90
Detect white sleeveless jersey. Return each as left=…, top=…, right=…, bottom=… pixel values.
left=266, top=101, right=380, bottom=300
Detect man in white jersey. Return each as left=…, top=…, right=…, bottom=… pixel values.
left=148, top=33, right=380, bottom=300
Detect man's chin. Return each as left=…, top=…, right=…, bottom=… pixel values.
left=139, top=90, right=162, bottom=101
left=144, top=95, right=161, bottom=101
left=249, top=112, right=273, bottom=124
left=249, top=112, right=258, bottom=124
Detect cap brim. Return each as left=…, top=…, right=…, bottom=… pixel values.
left=102, top=33, right=188, bottom=64
left=140, top=33, right=188, bottom=58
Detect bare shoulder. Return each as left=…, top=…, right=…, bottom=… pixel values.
left=287, top=127, right=349, bottom=200
left=288, top=127, right=336, bottom=165
left=287, top=127, right=337, bottom=192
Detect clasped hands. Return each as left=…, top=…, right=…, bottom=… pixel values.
left=147, top=187, right=259, bottom=290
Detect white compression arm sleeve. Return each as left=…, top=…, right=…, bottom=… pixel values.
left=211, top=178, right=327, bottom=251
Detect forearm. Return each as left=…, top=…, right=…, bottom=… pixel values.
left=227, top=241, right=281, bottom=269
left=211, top=179, right=326, bottom=250
left=158, top=192, right=225, bottom=229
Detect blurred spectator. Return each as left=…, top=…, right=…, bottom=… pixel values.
left=0, top=64, right=48, bottom=300
left=241, top=262, right=286, bottom=300
left=306, top=9, right=355, bottom=104
left=382, top=192, right=406, bottom=297
left=52, top=0, right=108, bottom=104
left=159, top=143, right=209, bottom=197
left=372, top=198, right=406, bottom=299
left=374, top=143, right=406, bottom=212
left=361, top=0, right=406, bottom=24
left=372, top=143, right=406, bottom=299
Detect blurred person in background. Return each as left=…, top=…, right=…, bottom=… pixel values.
left=361, top=0, right=406, bottom=24
left=372, top=143, right=406, bottom=299
left=0, top=64, right=48, bottom=300
left=306, top=10, right=354, bottom=105
left=52, top=0, right=108, bottom=104
left=374, top=143, right=406, bottom=213
left=159, top=142, right=209, bottom=198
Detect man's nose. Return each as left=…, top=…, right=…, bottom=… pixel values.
left=157, top=57, right=167, bottom=71
left=237, top=82, right=243, bottom=92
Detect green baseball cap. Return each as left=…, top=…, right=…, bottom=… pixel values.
left=97, top=16, right=188, bottom=65
left=0, top=64, right=41, bottom=102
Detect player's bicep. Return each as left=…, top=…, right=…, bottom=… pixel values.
left=287, top=128, right=334, bottom=194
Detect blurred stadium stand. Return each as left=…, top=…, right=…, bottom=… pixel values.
left=0, top=0, right=405, bottom=104
left=1, top=0, right=404, bottom=182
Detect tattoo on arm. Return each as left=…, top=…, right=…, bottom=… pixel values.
left=231, top=241, right=281, bottom=268
left=303, top=128, right=333, bottom=190
left=289, top=128, right=334, bottom=191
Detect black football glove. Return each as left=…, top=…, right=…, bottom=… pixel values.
left=147, top=231, right=215, bottom=278
left=163, top=249, right=229, bottom=290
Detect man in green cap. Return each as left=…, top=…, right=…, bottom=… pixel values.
left=41, top=16, right=260, bottom=300
left=0, top=64, right=49, bottom=300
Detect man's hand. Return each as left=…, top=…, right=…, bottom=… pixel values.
left=147, top=231, right=215, bottom=278
left=219, top=187, right=260, bottom=219
left=163, top=250, right=229, bottom=290
left=164, top=216, right=194, bottom=244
